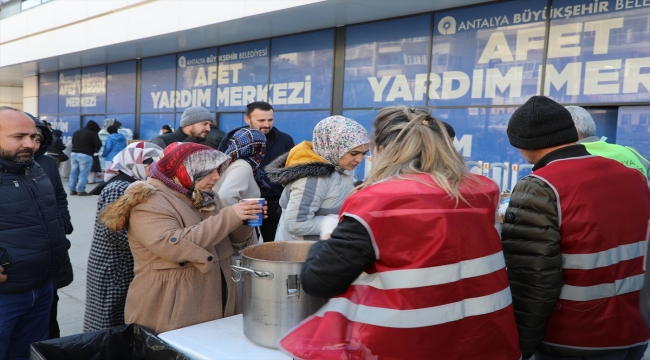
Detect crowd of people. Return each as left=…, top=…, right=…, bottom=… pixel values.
left=1, top=96, right=650, bottom=359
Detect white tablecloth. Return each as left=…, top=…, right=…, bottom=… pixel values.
left=158, top=314, right=291, bottom=360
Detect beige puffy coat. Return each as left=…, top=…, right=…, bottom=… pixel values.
left=100, top=178, right=253, bottom=334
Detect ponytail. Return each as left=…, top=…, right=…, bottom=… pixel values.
left=365, top=106, right=470, bottom=203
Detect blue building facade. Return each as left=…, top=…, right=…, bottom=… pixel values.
left=38, top=0, right=650, bottom=181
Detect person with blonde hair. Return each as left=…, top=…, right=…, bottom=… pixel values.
left=280, top=106, right=521, bottom=359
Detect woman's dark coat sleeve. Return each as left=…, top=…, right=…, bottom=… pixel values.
left=501, top=176, right=563, bottom=359
left=300, top=216, right=376, bottom=299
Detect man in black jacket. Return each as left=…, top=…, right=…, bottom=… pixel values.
left=70, top=120, right=102, bottom=195
left=149, top=106, right=214, bottom=149
left=501, top=96, right=650, bottom=360
left=218, top=101, right=295, bottom=242
left=0, top=107, right=69, bottom=358
left=31, top=115, right=75, bottom=339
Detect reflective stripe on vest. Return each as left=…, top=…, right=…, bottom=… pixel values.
left=562, top=240, right=646, bottom=270
left=531, top=156, right=650, bottom=349
left=559, top=241, right=646, bottom=301
left=279, top=174, right=521, bottom=359
left=351, top=251, right=506, bottom=289
left=314, top=286, right=512, bottom=328
left=559, top=273, right=644, bottom=301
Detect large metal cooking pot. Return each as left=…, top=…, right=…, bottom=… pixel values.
left=231, top=241, right=326, bottom=349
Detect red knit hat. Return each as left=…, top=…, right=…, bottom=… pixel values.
left=149, top=142, right=230, bottom=196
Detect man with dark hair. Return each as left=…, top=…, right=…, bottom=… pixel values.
left=0, top=107, right=69, bottom=358
left=218, top=101, right=295, bottom=242
left=150, top=106, right=214, bottom=149
left=70, top=120, right=102, bottom=195
left=501, top=96, right=650, bottom=360
left=161, top=125, right=172, bottom=134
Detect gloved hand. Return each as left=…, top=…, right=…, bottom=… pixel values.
left=319, top=214, right=339, bottom=240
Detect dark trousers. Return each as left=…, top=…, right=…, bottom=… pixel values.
left=260, top=199, right=281, bottom=242
left=0, top=281, right=53, bottom=360
left=536, top=344, right=648, bottom=360
left=48, top=291, right=60, bottom=339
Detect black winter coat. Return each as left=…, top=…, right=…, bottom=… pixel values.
left=149, top=127, right=192, bottom=149
left=219, top=126, right=294, bottom=200
left=0, top=158, right=70, bottom=294
left=205, top=126, right=226, bottom=150
left=34, top=117, right=74, bottom=289
left=71, top=120, right=102, bottom=156
left=500, top=145, right=625, bottom=359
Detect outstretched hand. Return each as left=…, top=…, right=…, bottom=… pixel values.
left=231, top=200, right=267, bottom=222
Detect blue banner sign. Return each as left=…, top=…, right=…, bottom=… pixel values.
left=141, top=55, right=177, bottom=112
left=58, top=69, right=81, bottom=114
left=217, top=40, right=270, bottom=110
left=176, top=48, right=218, bottom=111
left=544, top=0, right=650, bottom=103
left=428, top=0, right=547, bottom=106
left=81, top=65, right=106, bottom=114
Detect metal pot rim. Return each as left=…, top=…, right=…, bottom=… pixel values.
left=241, top=240, right=315, bottom=263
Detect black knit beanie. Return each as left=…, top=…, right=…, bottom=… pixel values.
left=507, top=96, right=578, bottom=150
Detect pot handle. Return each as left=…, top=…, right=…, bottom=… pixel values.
left=231, top=265, right=274, bottom=282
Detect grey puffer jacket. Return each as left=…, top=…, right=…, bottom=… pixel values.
left=266, top=153, right=354, bottom=241
left=501, top=176, right=563, bottom=359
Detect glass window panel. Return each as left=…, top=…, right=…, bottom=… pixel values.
left=176, top=48, right=218, bottom=112
left=56, top=115, right=81, bottom=145
left=219, top=113, right=244, bottom=133
left=58, top=69, right=81, bottom=114
left=106, top=114, right=136, bottom=136
left=343, top=15, right=431, bottom=108
left=107, top=61, right=136, bottom=114
left=81, top=65, right=106, bottom=114
left=271, top=30, right=334, bottom=110
left=544, top=0, right=650, bottom=104
left=617, top=106, right=650, bottom=158
left=581, top=107, right=619, bottom=142
left=433, top=107, right=528, bottom=184
left=21, top=0, right=40, bottom=11
left=272, top=110, right=327, bottom=145
left=430, top=0, right=546, bottom=106
left=140, top=55, right=176, bottom=113
left=38, top=72, right=58, bottom=115
left=217, top=40, right=270, bottom=111
left=140, top=113, right=174, bottom=141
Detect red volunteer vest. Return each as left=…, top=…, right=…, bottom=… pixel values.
left=279, top=174, right=521, bottom=360
left=532, top=156, right=650, bottom=350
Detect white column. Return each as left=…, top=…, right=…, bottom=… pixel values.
left=22, top=76, right=38, bottom=115
left=0, top=85, right=23, bottom=110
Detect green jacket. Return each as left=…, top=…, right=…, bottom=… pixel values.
left=579, top=136, right=650, bottom=179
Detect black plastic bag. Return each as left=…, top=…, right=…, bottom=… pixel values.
left=30, top=324, right=189, bottom=360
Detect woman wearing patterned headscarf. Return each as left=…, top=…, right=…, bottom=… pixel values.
left=84, top=141, right=163, bottom=332
left=215, top=128, right=268, bottom=207
left=99, top=143, right=266, bottom=334
left=266, top=116, right=370, bottom=241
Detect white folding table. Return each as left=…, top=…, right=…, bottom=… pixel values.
left=158, top=314, right=291, bottom=360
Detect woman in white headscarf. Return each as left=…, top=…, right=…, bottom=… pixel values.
left=84, top=142, right=164, bottom=332
left=266, top=116, right=370, bottom=241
